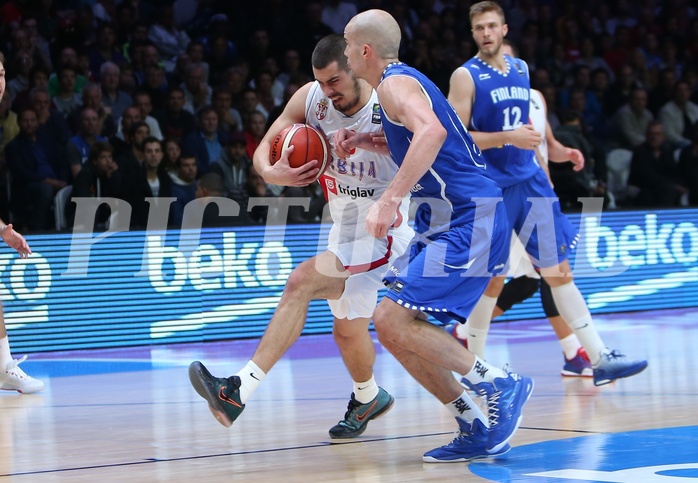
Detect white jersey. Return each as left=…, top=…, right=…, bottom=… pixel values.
left=509, top=88, right=547, bottom=279
left=305, top=82, right=411, bottom=246
left=529, top=89, right=548, bottom=164
left=304, top=81, right=413, bottom=320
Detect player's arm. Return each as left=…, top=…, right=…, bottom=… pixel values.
left=366, top=76, right=445, bottom=238
left=536, top=91, right=585, bottom=172
left=253, top=82, right=320, bottom=186
left=448, top=67, right=541, bottom=151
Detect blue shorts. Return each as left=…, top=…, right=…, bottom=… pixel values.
left=502, top=170, right=578, bottom=269
left=383, top=202, right=509, bottom=324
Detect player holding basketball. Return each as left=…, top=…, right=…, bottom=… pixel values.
left=188, top=35, right=413, bottom=439
left=340, top=9, right=533, bottom=462
left=0, top=52, right=44, bottom=394
left=447, top=39, right=594, bottom=377
left=448, top=1, right=646, bottom=386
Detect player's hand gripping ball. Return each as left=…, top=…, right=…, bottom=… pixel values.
left=270, top=124, right=331, bottom=181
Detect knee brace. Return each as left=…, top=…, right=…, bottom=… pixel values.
left=496, top=275, right=540, bottom=312
left=539, top=278, right=560, bottom=318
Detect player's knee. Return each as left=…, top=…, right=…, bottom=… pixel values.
left=497, top=276, right=540, bottom=312
left=372, top=302, right=397, bottom=340
left=484, top=276, right=505, bottom=297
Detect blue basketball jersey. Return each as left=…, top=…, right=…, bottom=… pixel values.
left=379, top=62, right=502, bottom=233
left=462, top=55, right=539, bottom=187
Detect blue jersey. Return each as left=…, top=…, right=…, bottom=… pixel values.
left=463, top=55, right=539, bottom=187
left=379, top=62, right=502, bottom=233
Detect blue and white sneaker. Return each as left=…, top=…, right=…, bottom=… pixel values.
left=422, top=418, right=510, bottom=463
left=593, top=350, right=648, bottom=386
left=464, top=372, right=534, bottom=453
left=561, top=347, right=593, bottom=377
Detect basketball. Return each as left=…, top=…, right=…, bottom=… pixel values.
left=269, top=124, right=331, bottom=181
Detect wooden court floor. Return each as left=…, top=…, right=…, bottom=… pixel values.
left=1, top=308, right=697, bottom=482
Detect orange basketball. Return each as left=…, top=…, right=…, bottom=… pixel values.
left=269, top=124, right=331, bottom=181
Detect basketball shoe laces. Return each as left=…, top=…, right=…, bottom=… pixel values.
left=342, top=396, right=362, bottom=420
left=4, top=355, right=31, bottom=380
left=485, top=388, right=503, bottom=428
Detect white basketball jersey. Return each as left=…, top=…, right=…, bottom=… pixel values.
left=529, top=89, right=548, bottom=164
left=305, top=82, right=410, bottom=243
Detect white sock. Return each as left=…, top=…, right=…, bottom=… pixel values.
left=463, top=356, right=507, bottom=385
left=550, top=282, right=607, bottom=365
left=353, top=375, right=379, bottom=403
left=559, top=333, right=582, bottom=360
left=235, top=360, right=266, bottom=404
left=446, top=390, right=488, bottom=427
left=466, top=295, right=498, bottom=359
left=0, top=336, right=12, bottom=369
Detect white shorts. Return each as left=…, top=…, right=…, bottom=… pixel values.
left=327, top=222, right=413, bottom=320
left=507, top=231, right=539, bottom=279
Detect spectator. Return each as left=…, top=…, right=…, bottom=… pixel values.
left=606, top=64, right=642, bottom=117
left=52, top=65, right=83, bottom=119
left=611, top=87, right=654, bottom=150
left=129, top=91, right=163, bottom=140
left=153, top=87, right=196, bottom=142
left=20, top=16, right=52, bottom=71
left=118, top=62, right=138, bottom=97
left=679, top=121, right=698, bottom=206
left=195, top=172, right=247, bottom=227
left=100, top=61, right=132, bottom=122
left=87, top=23, right=127, bottom=80
left=31, top=86, right=71, bottom=147
left=115, top=120, right=150, bottom=186
left=254, top=70, right=282, bottom=115
left=589, top=67, right=614, bottom=118
left=648, top=67, right=676, bottom=116
left=6, top=108, right=67, bottom=230
left=162, top=138, right=181, bottom=172
left=211, top=84, right=243, bottom=135
left=575, top=37, right=614, bottom=81
left=47, top=47, right=88, bottom=98
left=210, top=131, right=250, bottom=196
left=126, top=137, right=172, bottom=228
left=243, top=110, right=266, bottom=161
left=10, top=64, right=49, bottom=112
left=267, top=82, right=301, bottom=130
left=239, top=89, right=268, bottom=126
left=275, top=49, right=309, bottom=94
left=552, top=110, right=607, bottom=209
left=321, top=0, right=358, bottom=35
left=68, top=83, right=117, bottom=138
left=181, top=106, right=224, bottom=176
left=629, top=121, right=688, bottom=207
left=148, top=4, right=190, bottom=63
left=186, top=40, right=209, bottom=84
left=658, top=81, right=698, bottom=149
left=168, top=152, right=197, bottom=227
left=67, top=107, right=108, bottom=179
left=292, top=2, right=334, bottom=69
left=229, top=164, right=275, bottom=224
left=203, top=34, right=237, bottom=87
left=7, top=51, right=33, bottom=105
left=111, top=105, right=141, bottom=160
left=180, top=64, right=211, bottom=114
left=142, top=64, right=168, bottom=110
left=222, top=66, right=247, bottom=110
left=67, top=141, right=121, bottom=229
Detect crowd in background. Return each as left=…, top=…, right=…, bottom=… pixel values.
left=0, top=0, right=696, bottom=232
